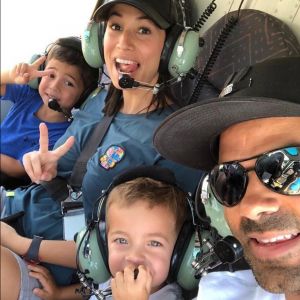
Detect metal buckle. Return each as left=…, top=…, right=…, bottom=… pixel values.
left=219, top=83, right=233, bottom=98
left=61, top=186, right=83, bottom=215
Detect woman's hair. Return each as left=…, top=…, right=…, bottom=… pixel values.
left=47, top=44, right=99, bottom=106
left=106, top=177, right=189, bottom=233
left=103, top=72, right=174, bottom=116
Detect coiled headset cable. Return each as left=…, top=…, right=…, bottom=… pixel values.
left=188, top=0, right=246, bottom=104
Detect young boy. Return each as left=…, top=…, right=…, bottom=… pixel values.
left=0, top=36, right=98, bottom=189
left=1, top=167, right=192, bottom=300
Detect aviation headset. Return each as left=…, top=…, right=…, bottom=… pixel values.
left=28, top=36, right=99, bottom=108
left=195, top=174, right=232, bottom=238
left=81, top=0, right=201, bottom=78
left=75, top=165, right=200, bottom=291
left=183, top=174, right=246, bottom=279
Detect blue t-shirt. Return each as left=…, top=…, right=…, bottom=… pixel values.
left=4, top=88, right=203, bottom=285
left=1, top=84, right=70, bottom=162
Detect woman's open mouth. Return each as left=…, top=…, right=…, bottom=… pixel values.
left=115, top=58, right=139, bottom=75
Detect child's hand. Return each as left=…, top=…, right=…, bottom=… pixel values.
left=23, top=123, right=75, bottom=183
left=28, top=264, right=63, bottom=300
left=111, top=265, right=152, bottom=300
left=10, top=56, right=53, bottom=85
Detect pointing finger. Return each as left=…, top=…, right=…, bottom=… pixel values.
left=19, top=63, right=29, bottom=76
left=31, top=55, right=47, bottom=68
left=35, top=69, right=54, bottom=78
left=39, top=123, right=49, bottom=154
left=52, top=136, right=75, bottom=159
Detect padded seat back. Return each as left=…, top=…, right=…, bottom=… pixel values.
left=171, top=9, right=300, bottom=105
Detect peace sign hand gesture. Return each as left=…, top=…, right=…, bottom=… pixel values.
left=23, top=123, right=75, bottom=183
left=10, top=55, right=53, bottom=85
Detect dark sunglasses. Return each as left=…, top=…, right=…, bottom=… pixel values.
left=209, top=146, right=300, bottom=207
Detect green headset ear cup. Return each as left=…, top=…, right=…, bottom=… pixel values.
left=168, top=219, right=197, bottom=290
left=177, top=228, right=220, bottom=290
left=159, top=24, right=183, bottom=77
left=204, top=197, right=232, bottom=238
left=82, top=21, right=105, bottom=68
left=176, top=231, right=199, bottom=290
left=28, top=54, right=43, bottom=89
left=168, top=29, right=201, bottom=78
left=204, top=180, right=232, bottom=238
left=76, top=226, right=110, bottom=284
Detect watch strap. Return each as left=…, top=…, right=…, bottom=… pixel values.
left=24, top=235, right=43, bottom=263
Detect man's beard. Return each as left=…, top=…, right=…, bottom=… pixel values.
left=244, top=246, right=300, bottom=293
left=240, top=212, right=300, bottom=294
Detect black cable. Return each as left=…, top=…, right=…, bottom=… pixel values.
left=188, top=0, right=246, bottom=104
left=192, top=0, right=217, bottom=32
left=188, top=16, right=238, bottom=104
left=237, top=0, right=246, bottom=18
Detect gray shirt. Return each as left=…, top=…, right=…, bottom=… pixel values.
left=90, top=279, right=184, bottom=300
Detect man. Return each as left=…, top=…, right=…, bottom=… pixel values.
left=153, top=56, right=300, bottom=300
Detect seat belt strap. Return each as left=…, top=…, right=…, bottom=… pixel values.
left=41, top=113, right=115, bottom=201
left=69, top=114, right=114, bottom=189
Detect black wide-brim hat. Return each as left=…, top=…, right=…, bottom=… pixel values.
left=154, top=56, right=300, bottom=171
left=92, top=0, right=177, bottom=29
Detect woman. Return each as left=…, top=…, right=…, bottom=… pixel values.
left=1, top=0, right=202, bottom=299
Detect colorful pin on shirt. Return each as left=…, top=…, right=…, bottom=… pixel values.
left=99, top=145, right=125, bottom=170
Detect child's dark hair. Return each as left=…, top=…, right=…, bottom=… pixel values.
left=46, top=38, right=99, bottom=107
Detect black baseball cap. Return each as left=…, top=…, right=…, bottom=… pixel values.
left=153, top=56, right=300, bottom=171
left=92, top=0, right=177, bottom=29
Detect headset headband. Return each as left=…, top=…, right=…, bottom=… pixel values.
left=109, top=165, right=178, bottom=190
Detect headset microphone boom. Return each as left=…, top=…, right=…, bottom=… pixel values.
left=48, top=98, right=73, bottom=122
